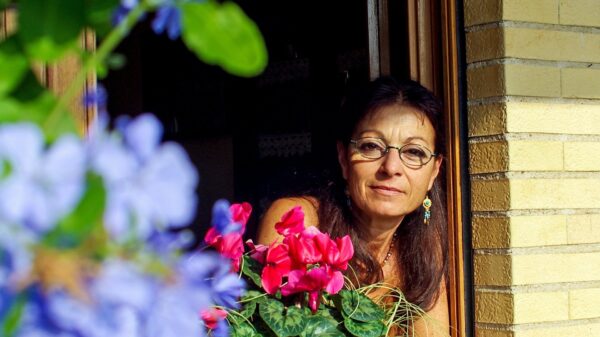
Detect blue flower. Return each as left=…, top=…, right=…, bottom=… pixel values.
left=152, top=3, right=183, bottom=40
left=212, top=318, right=230, bottom=337
left=180, top=252, right=246, bottom=309
left=211, top=199, right=242, bottom=235
left=0, top=124, right=86, bottom=233
left=88, top=113, right=199, bottom=242
left=83, top=84, right=108, bottom=112
left=113, top=0, right=141, bottom=26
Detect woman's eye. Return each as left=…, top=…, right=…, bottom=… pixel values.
left=359, top=141, right=384, bottom=151
left=403, top=147, right=427, bottom=158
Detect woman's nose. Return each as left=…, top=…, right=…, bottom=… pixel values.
left=379, top=148, right=405, bottom=176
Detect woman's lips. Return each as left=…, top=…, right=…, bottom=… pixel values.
left=370, top=185, right=403, bottom=196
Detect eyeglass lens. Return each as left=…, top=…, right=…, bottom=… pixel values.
left=352, top=138, right=434, bottom=167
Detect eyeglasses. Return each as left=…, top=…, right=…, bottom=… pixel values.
left=350, top=137, right=438, bottom=168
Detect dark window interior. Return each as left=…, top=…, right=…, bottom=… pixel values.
left=103, top=0, right=414, bottom=240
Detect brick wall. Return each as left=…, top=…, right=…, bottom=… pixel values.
left=463, top=1, right=600, bottom=336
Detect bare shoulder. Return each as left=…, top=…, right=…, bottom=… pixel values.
left=255, top=196, right=319, bottom=245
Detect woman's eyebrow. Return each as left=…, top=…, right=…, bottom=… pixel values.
left=404, top=136, right=428, bottom=143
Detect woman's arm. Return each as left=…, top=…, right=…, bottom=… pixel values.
left=255, top=196, right=319, bottom=245
left=413, top=281, right=450, bottom=337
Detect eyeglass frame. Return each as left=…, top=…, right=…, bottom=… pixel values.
left=349, top=137, right=439, bottom=168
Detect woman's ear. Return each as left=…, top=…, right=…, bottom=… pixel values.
left=427, top=156, right=443, bottom=190
left=337, top=141, right=349, bottom=180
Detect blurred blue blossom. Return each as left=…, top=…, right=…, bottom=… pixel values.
left=181, top=252, right=246, bottom=309
left=83, top=85, right=108, bottom=113
left=0, top=124, right=86, bottom=233
left=9, top=253, right=239, bottom=337
left=152, top=2, right=183, bottom=40
left=211, top=199, right=241, bottom=235
left=88, top=113, right=199, bottom=242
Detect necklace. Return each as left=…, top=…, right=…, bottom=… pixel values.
left=381, top=231, right=398, bottom=266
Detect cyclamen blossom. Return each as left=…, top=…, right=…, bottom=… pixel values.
left=0, top=123, right=86, bottom=232
left=204, top=200, right=252, bottom=271
left=201, top=308, right=229, bottom=337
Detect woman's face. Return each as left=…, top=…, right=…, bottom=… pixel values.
left=337, top=104, right=442, bottom=224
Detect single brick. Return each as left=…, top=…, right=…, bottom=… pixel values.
left=504, top=0, right=559, bottom=24
left=472, top=216, right=511, bottom=248
left=560, top=0, right=600, bottom=27
left=513, top=291, right=569, bottom=323
left=469, top=141, right=508, bottom=174
left=567, top=214, right=600, bottom=245
left=512, top=252, right=600, bottom=284
left=508, top=141, right=563, bottom=171
left=505, top=101, right=600, bottom=135
left=505, top=28, right=600, bottom=63
left=505, top=64, right=561, bottom=97
left=471, top=179, right=510, bottom=211
left=474, top=254, right=512, bottom=286
left=468, top=102, right=506, bottom=137
left=475, top=291, right=513, bottom=324
left=510, top=179, right=600, bottom=210
left=510, top=215, right=567, bottom=247
left=466, top=28, right=503, bottom=63
left=562, top=68, right=600, bottom=99
left=565, top=142, right=600, bottom=171
left=467, top=64, right=505, bottom=99
left=569, top=288, right=600, bottom=319
left=463, top=0, right=501, bottom=26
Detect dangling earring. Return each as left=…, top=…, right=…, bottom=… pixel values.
left=422, top=195, right=432, bottom=224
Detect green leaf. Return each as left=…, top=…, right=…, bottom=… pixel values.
left=1, top=292, right=26, bottom=337
left=43, top=173, right=107, bottom=248
left=0, top=36, right=29, bottom=97
left=231, top=320, right=261, bottom=337
left=300, top=316, right=345, bottom=337
left=85, top=0, right=120, bottom=38
left=7, top=69, right=46, bottom=103
left=181, top=1, right=268, bottom=77
left=242, top=255, right=264, bottom=288
left=338, top=290, right=385, bottom=322
left=240, top=297, right=257, bottom=319
left=259, top=298, right=307, bottom=337
left=18, top=0, right=86, bottom=61
left=343, top=318, right=385, bottom=337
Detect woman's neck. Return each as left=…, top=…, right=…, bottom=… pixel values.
left=352, top=210, right=404, bottom=261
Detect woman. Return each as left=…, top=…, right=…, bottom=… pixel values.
left=257, top=76, right=449, bottom=336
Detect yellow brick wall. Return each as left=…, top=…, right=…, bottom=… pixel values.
left=464, top=0, right=600, bottom=336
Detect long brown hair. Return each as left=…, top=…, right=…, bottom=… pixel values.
left=317, top=76, right=448, bottom=311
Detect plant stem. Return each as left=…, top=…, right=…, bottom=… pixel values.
left=44, top=3, right=149, bottom=132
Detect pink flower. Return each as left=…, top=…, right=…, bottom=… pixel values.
left=201, top=308, right=228, bottom=330
left=231, top=202, right=252, bottom=231
left=315, top=233, right=353, bottom=271
left=204, top=202, right=252, bottom=272
left=274, top=206, right=305, bottom=236
left=261, top=243, right=292, bottom=294
left=246, top=239, right=268, bottom=264
left=287, top=231, right=322, bottom=265
left=280, top=267, right=330, bottom=312
left=205, top=229, right=245, bottom=271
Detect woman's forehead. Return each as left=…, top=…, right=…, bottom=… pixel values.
left=354, top=105, right=435, bottom=140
